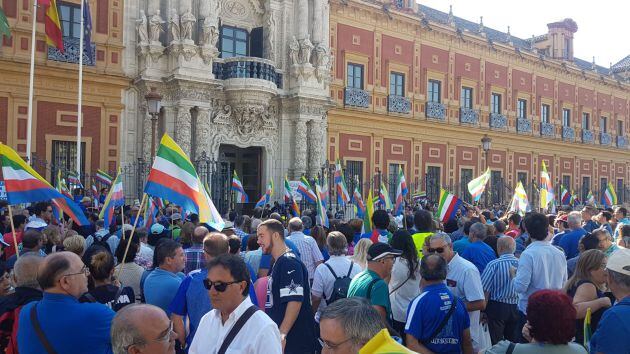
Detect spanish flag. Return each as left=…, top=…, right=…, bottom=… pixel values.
left=39, top=0, right=64, bottom=52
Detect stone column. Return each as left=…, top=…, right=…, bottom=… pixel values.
left=195, top=108, right=212, bottom=157
left=294, top=119, right=308, bottom=178
left=311, top=0, right=323, bottom=45
left=141, top=106, right=153, bottom=162
left=174, top=105, right=193, bottom=156
left=297, top=0, right=309, bottom=39
left=307, top=120, right=324, bottom=176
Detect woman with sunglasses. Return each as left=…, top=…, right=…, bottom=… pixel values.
left=563, top=249, right=611, bottom=344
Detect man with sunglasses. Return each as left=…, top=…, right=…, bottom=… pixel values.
left=189, top=254, right=281, bottom=354
left=17, top=251, right=115, bottom=353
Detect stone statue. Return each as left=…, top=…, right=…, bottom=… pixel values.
left=265, top=13, right=276, bottom=61
left=149, top=10, right=164, bottom=44
left=201, top=18, right=219, bottom=48
left=168, top=8, right=180, bottom=42
left=136, top=10, right=149, bottom=44
left=208, top=0, right=221, bottom=22
left=299, top=35, right=314, bottom=65
left=314, top=44, right=328, bottom=68
left=180, top=8, right=197, bottom=41
left=289, top=36, right=300, bottom=65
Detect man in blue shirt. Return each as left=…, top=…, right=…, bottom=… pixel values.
left=460, top=223, right=496, bottom=274
left=557, top=211, right=587, bottom=259
left=143, top=239, right=186, bottom=314
left=590, top=248, right=630, bottom=354
left=406, top=254, right=472, bottom=354
left=581, top=205, right=599, bottom=233
left=17, top=252, right=115, bottom=353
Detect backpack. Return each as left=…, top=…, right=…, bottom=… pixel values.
left=324, top=263, right=354, bottom=305
left=0, top=305, right=22, bottom=354
left=92, top=232, right=113, bottom=253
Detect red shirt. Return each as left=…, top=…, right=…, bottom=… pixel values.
left=505, top=229, right=520, bottom=239
left=3, top=231, right=22, bottom=258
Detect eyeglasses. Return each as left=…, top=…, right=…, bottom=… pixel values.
left=318, top=337, right=353, bottom=350
left=428, top=247, right=446, bottom=254
left=62, top=265, right=90, bottom=278
left=125, top=321, right=173, bottom=350
left=203, top=279, right=242, bottom=292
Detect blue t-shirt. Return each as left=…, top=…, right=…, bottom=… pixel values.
left=18, top=293, right=115, bottom=354
left=452, top=236, right=471, bottom=254
left=143, top=268, right=185, bottom=314
left=590, top=296, right=630, bottom=354
left=583, top=220, right=599, bottom=233
left=168, top=268, right=259, bottom=346
left=405, top=283, right=470, bottom=354
left=558, top=228, right=587, bottom=259
left=460, top=241, right=496, bottom=274
left=265, top=252, right=315, bottom=353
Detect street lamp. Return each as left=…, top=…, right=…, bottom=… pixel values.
left=481, top=134, right=492, bottom=206
left=145, top=87, right=162, bottom=159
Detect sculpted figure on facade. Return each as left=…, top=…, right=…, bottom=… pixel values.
left=213, top=104, right=232, bottom=124
left=200, top=18, right=219, bottom=48
left=180, top=9, right=197, bottom=42
left=169, top=9, right=181, bottom=43
left=264, top=13, right=276, bottom=62
left=289, top=36, right=300, bottom=65
left=149, top=10, right=165, bottom=44
left=299, top=35, right=314, bottom=65
left=175, top=109, right=193, bottom=155
left=208, top=0, right=222, bottom=23
left=136, top=10, right=149, bottom=45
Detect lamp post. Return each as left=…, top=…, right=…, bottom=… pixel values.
left=481, top=134, right=492, bottom=206
left=145, top=87, right=162, bottom=159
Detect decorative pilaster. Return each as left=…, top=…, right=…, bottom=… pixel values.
left=307, top=120, right=321, bottom=176
left=175, top=106, right=193, bottom=156
left=195, top=108, right=212, bottom=158
left=294, top=119, right=308, bottom=177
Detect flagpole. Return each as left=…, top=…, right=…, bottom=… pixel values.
left=7, top=205, right=20, bottom=258
left=116, top=193, right=147, bottom=279
left=26, top=1, right=38, bottom=162
left=76, top=0, right=85, bottom=180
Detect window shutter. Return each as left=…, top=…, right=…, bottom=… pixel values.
left=250, top=27, right=263, bottom=58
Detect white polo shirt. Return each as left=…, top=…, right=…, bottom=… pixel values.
left=311, top=255, right=362, bottom=321
left=446, top=254, right=486, bottom=353
left=189, top=297, right=282, bottom=354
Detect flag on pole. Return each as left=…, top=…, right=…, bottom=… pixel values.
left=352, top=183, right=366, bottom=219
left=362, top=188, right=374, bottom=233
left=67, top=171, right=83, bottom=188
left=315, top=178, right=329, bottom=228
left=99, top=168, right=124, bottom=229
left=586, top=190, right=595, bottom=205
left=334, top=161, right=350, bottom=207
left=297, top=176, right=317, bottom=203
left=570, top=191, right=580, bottom=206
left=144, top=134, right=224, bottom=230
left=509, top=182, right=530, bottom=216
left=255, top=180, right=273, bottom=208
left=0, top=7, right=11, bottom=40
left=467, top=168, right=491, bottom=202
left=56, top=171, right=72, bottom=199
left=95, top=169, right=113, bottom=186
left=284, top=176, right=300, bottom=217
left=602, top=182, right=617, bottom=207
left=143, top=198, right=159, bottom=228
left=0, top=142, right=88, bottom=225
left=231, top=171, right=249, bottom=203
left=379, top=182, right=393, bottom=210
left=583, top=307, right=592, bottom=348
left=82, top=0, right=92, bottom=50
left=91, top=181, right=99, bottom=208
left=394, top=169, right=408, bottom=216
left=560, top=185, right=571, bottom=205
left=321, top=173, right=329, bottom=207
left=436, top=189, right=462, bottom=223
left=539, top=161, right=555, bottom=209
left=39, top=0, right=64, bottom=52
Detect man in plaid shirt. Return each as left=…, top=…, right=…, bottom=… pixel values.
left=184, top=226, right=210, bottom=274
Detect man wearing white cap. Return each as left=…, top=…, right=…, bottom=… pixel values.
left=590, top=248, right=630, bottom=354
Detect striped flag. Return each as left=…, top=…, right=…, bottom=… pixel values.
left=0, top=7, right=11, bottom=40
left=144, top=134, right=224, bottom=230
left=231, top=171, right=249, bottom=203
left=560, top=185, right=571, bottom=205
left=39, top=0, right=64, bottom=52
left=95, top=169, right=113, bottom=186
left=394, top=169, right=408, bottom=216
left=587, top=190, right=595, bottom=205
left=467, top=168, right=491, bottom=202
left=67, top=171, right=83, bottom=188
left=362, top=188, right=374, bottom=233
left=584, top=307, right=592, bottom=348
left=91, top=182, right=99, bottom=208
left=56, top=171, right=72, bottom=199
left=379, top=182, right=393, bottom=210
left=436, top=189, right=462, bottom=223
left=352, top=183, right=366, bottom=219
left=255, top=180, right=274, bottom=208
left=0, top=142, right=89, bottom=225
left=284, top=176, right=300, bottom=217
left=539, top=161, right=555, bottom=209
left=315, top=177, right=329, bottom=228
left=509, top=182, right=530, bottom=216
left=297, top=176, right=317, bottom=203
left=570, top=190, right=580, bottom=206
left=602, top=181, right=617, bottom=207
left=321, top=173, right=329, bottom=207
left=99, top=168, right=124, bottom=229
left=143, top=198, right=159, bottom=228
left=334, top=161, right=350, bottom=207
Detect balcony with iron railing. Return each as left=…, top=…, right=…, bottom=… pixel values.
left=344, top=87, right=370, bottom=108
left=540, top=122, right=555, bottom=137
left=426, top=102, right=446, bottom=120
left=459, top=107, right=478, bottom=124
left=562, top=126, right=575, bottom=141
left=489, top=113, right=507, bottom=129
left=387, top=95, right=411, bottom=114
left=600, top=132, right=612, bottom=146
left=516, top=118, right=532, bottom=134
left=212, top=57, right=283, bottom=89
left=47, top=37, right=96, bottom=66
left=582, top=129, right=594, bottom=143
left=617, top=135, right=628, bottom=149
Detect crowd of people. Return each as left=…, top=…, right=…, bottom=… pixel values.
left=0, top=197, right=629, bottom=354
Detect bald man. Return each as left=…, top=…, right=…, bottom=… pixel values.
left=480, top=236, right=520, bottom=344
left=184, top=226, right=210, bottom=274
left=111, top=304, right=176, bottom=354
left=17, top=252, right=115, bottom=353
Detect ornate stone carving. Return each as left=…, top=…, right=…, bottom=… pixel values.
left=314, top=44, right=329, bottom=82
left=200, top=19, right=219, bottom=48
left=168, top=8, right=180, bottom=43
left=213, top=104, right=233, bottom=124
left=294, top=119, right=308, bottom=176
left=265, top=12, right=276, bottom=62
left=175, top=108, right=193, bottom=156
left=299, top=35, right=314, bottom=65
left=172, top=87, right=213, bottom=101
left=180, top=8, right=196, bottom=42
left=289, top=36, right=300, bottom=66
left=231, top=104, right=277, bottom=136
left=196, top=109, right=212, bottom=154
left=307, top=120, right=325, bottom=176
left=136, top=10, right=149, bottom=45
left=149, top=10, right=165, bottom=44
left=180, top=42, right=197, bottom=61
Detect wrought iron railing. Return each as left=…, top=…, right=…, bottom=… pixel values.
left=582, top=130, right=594, bottom=143
left=459, top=107, right=478, bottom=124
left=387, top=95, right=411, bottom=114
left=562, top=126, right=575, bottom=141
left=540, top=122, right=555, bottom=137
left=213, top=57, right=282, bottom=89
left=344, top=87, right=370, bottom=108
left=516, top=118, right=532, bottom=133
left=617, top=135, right=628, bottom=149
left=600, top=132, right=612, bottom=146
left=489, top=113, right=507, bottom=129
left=47, top=36, right=96, bottom=66
left=426, top=102, right=446, bottom=120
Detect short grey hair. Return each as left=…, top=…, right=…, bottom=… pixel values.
left=469, top=223, right=488, bottom=241
left=326, top=231, right=347, bottom=256
left=288, top=217, right=303, bottom=232
left=608, top=269, right=630, bottom=289
left=567, top=211, right=582, bottom=227
left=13, top=254, right=43, bottom=289
left=251, top=218, right=262, bottom=231
left=111, top=304, right=155, bottom=354
left=497, top=236, right=516, bottom=255
left=320, top=297, right=384, bottom=349
left=429, top=232, right=452, bottom=245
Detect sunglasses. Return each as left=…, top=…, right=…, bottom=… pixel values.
left=203, top=279, right=243, bottom=292
left=427, top=247, right=446, bottom=254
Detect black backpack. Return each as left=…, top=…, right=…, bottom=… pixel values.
left=91, top=233, right=113, bottom=253
left=324, top=262, right=354, bottom=305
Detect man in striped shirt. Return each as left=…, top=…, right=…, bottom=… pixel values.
left=286, top=217, right=324, bottom=282
left=480, top=236, right=519, bottom=344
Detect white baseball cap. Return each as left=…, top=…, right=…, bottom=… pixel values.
left=606, top=248, right=630, bottom=276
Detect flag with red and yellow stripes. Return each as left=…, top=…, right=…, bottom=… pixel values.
left=39, top=0, right=63, bottom=52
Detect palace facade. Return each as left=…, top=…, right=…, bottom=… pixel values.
left=327, top=0, right=630, bottom=205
